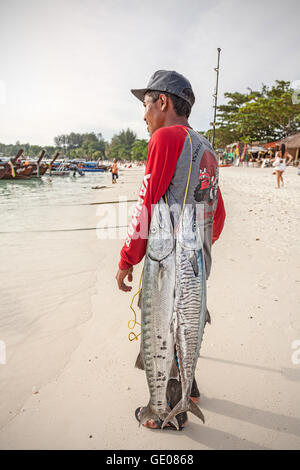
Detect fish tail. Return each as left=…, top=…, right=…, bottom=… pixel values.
left=161, top=398, right=205, bottom=429
left=139, top=403, right=179, bottom=430
left=138, top=403, right=160, bottom=427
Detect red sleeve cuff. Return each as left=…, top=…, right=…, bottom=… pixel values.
left=118, top=259, right=133, bottom=271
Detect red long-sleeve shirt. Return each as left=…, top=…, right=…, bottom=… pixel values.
left=119, top=126, right=225, bottom=271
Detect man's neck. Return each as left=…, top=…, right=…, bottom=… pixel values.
left=163, top=115, right=189, bottom=128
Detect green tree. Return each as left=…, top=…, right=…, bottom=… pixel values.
left=108, top=129, right=136, bottom=160
left=207, top=80, right=300, bottom=147
left=53, top=131, right=107, bottom=159
left=132, top=139, right=148, bottom=161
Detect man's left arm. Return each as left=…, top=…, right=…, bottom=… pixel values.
left=212, top=188, right=225, bottom=244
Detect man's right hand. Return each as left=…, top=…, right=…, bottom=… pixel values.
left=116, top=267, right=133, bottom=292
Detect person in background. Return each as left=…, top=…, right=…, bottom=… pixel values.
left=111, top=159, right=118, bottom=184
left=271, top=143, right=293, bottom=188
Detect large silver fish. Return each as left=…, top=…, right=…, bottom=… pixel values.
left=139, top=198, right=179, bottom=429
left=162, top=204, right=206, bottom=428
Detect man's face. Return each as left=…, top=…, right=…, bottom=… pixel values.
left=143, top=93, right=165, bottom=136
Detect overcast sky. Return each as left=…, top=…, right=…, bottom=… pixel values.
left=0, top=0, right=299, bottom=146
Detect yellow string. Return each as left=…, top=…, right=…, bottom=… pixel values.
left=128, top=267, right=143, bottom=341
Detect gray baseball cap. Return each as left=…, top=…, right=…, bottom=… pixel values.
left=131, top=70, right=195, bottom=107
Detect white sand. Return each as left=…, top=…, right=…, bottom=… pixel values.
left=0, top=166, right=299, bottom=450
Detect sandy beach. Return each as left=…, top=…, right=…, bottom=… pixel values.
left=0, top=166, right=299, bottom=450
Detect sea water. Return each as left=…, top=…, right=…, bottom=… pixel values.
left=0, top=173, right=109, bottom=427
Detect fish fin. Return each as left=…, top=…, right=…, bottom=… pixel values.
left=188, top=398, right=205, bottom=424
left=205, top=308, right=211, bottom=325
left=161, top=400, right=184, bottom=429
left=166, top=415, right=179, bottom=430
left=134, top=352, right=145, bottom=370
left=161, top=398, right=205, bottom=428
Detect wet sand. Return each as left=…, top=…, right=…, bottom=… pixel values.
left=0, top=166, right=299, bottom=450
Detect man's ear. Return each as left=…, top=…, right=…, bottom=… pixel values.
left=159, top=93, right=168, bottom=111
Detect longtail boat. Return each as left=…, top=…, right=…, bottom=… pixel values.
left=0, top=149, right=24, bottom=179
left=0, top=162, right=8, bottom=179
left=1, top=149, right=36, bottom=180
left=31, top=150, right=49, bottom=177
left=48, top=152, right=60, bottom=176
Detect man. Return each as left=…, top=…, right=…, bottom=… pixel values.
left=116, top=70, right=225, bottom=428
left=111, top=158, right=118, bottom=183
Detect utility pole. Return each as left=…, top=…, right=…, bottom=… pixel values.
left=212, top=47, right=221, bottom=149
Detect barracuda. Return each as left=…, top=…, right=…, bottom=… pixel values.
left=162, top=204, right=206, bottom=428
left=139, top=198, right=179, bottom=430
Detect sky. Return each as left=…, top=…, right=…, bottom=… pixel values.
left=0, top=0, right=299, bottom=146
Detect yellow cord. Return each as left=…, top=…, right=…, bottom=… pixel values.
left=128, top=128, right=193, bottom=342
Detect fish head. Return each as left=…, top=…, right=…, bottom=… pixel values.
left=147, top=199, right=174, bottom=261
left=177, top=204, right=198, bottom=250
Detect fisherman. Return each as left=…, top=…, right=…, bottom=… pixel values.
left=116, top=70, right=226, bottom=429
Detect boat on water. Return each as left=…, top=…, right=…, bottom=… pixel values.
left=49, top=162, right=71, bottom=176
left=0, top=149, right=36, bottom=180
left=0, top=150, right=61, bottom=180
left=30, top=150, right=49, bottom=177
left=49, top=159, right=85, bottom=176
left=0, top=162, right=9, bottom=179
left=0, top=151, right=107, bottom=180
left=77, top=161, right=110, bottom=172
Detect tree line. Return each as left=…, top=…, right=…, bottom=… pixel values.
left=0, top=129, right=149, bottom=161
left=1, top=80, right=299, bottom=157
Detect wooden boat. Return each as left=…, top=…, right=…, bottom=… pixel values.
left=31, top=150, right=49, bottom=177
left=0, top=149, right=23, bottom=179
left=0, top=162, right=9, bottom=179
left=48, top=152, right=60, bottom=176
left=1, top=149, right=35, bottom=179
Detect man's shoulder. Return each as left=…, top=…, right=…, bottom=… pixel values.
left=190, top=130, right=215, bottom=150
left=150, top=125, right=188, bottom=146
